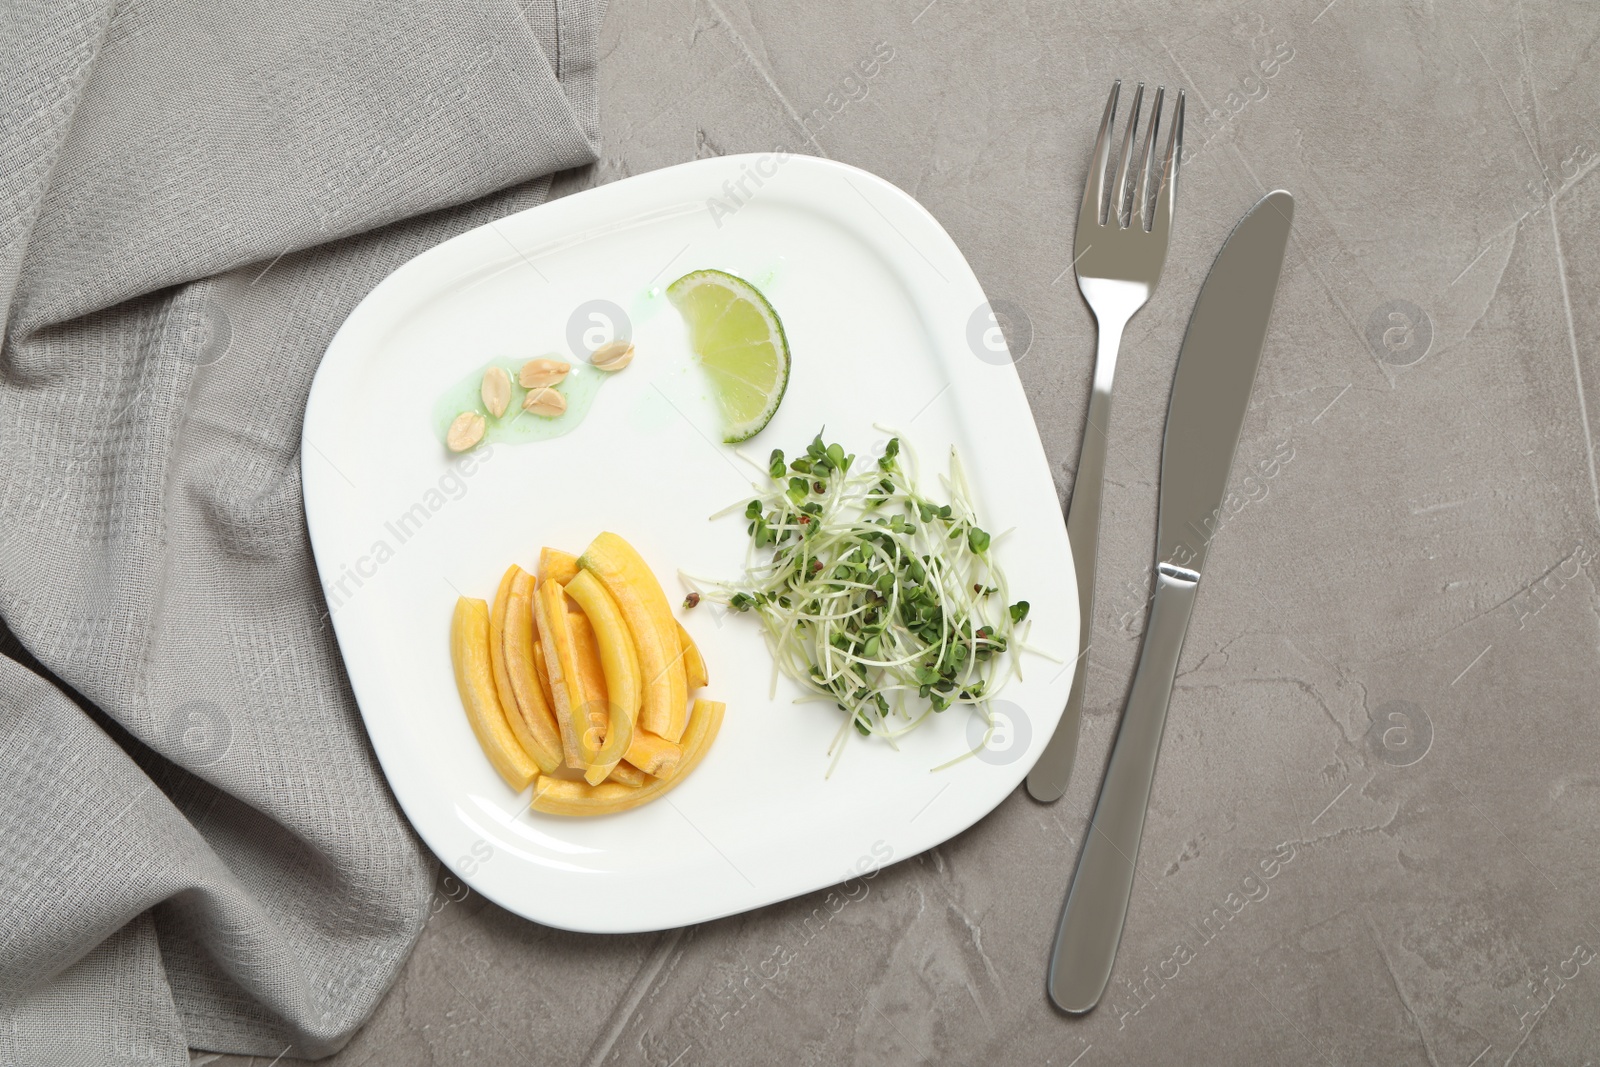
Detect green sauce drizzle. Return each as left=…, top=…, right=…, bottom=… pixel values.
left=432, top=356, right=609, bottom=448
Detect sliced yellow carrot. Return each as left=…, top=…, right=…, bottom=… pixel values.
left=567, top=570, right=643, bottom=718
left=566, top=569, right=642, bottom=784
left=570, top=611, right=625, bottom=785
left=578, top=533, right=688, bottom=741
left=539, top=547, right=580, bottom=585
left=487, top=565, right=522, bottom=734
left=503, top=569, right=562, bottom=773
left=451, top=597, right=537, bottom=791
left=676, top=619, right=708, bottom=690
left=606, top=761, right=650, bottom=787
left=623, top=728, right=681, bottom=779
left=531, top=632, right=555, bottom=710
left=531, top=698, right=725, bottom=816
left=534, top=577, right=591, bottom=768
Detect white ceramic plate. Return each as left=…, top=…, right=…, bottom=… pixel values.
left=302, top=154, right=1075, bottom=932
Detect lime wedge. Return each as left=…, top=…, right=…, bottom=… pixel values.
left=666, top=269, right=790, bottom=443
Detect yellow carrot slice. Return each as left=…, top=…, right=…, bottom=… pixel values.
left=606, top=761, right=650, bottom=787
left=622, top=729, right=681, bottom=778
left=676, top=619, right=708, bottom=690
left=539, top=547, right=580, bottom=585
left=451, top=597, right=537, bottom=791
left=503, top=569, right=561, bottom=773
left=566, top=569, right=642, bottom=784
left=531, top=699, right=725, bottom=816
left=487, top=565, right=522, bottom=735
left=569, top=611, right=624, bottom=784
left=566, top=570, right=643, bottom=718
left=578, top=533, right=688, bottom=741
left=534, top=577, right=592, bottom=768
left=531, top=634, right=555, bottom=709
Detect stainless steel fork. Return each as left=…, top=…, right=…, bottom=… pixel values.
left=1027, top=80, right=1184, bottom=803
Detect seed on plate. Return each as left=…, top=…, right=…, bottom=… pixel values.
left=523, top=387, right=567, bottom=418
left=519, top=357, right=570, bottom=389
left=590, top=340, right=634, bottom=372
left=446, top=411, right=486, bottom=452
left=481, top=366, right=511, bottom=417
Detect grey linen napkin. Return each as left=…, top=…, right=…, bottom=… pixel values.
left=0, top=0, right=599, bottom=1061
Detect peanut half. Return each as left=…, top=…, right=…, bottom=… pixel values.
left=447, top=411, right=486, bottom=452
left=481, top=366, right=511, bottom=418
left=519, top=358, right=570, bottom=389
left=590, top=340, right=634, bottom=372
left=523, top=387, right=567, bottom=418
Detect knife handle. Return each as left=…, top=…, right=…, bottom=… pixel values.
left=1047, top=563, right=1198, bottom=1014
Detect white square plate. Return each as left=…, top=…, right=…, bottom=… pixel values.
left=302, top=154, right=1076, bottom=932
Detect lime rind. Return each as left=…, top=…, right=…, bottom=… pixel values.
left=666, top=269, right=791, bottom=443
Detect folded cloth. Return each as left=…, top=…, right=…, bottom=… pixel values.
left=0, top=0, right=599, bottom=1061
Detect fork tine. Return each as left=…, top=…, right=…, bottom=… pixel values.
left=1134, top=87, right=1165, bottom=231
left=1151, top=90, right=1184, bottom=238
left=1080, top=81, right=1120, bottom=228
left=1110, top=82, right=1144, bottom=228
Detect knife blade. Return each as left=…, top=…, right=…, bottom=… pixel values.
left=1045, top=189, right=1294, bottom=1014
left=1155, top=189, right=1295, bottom=576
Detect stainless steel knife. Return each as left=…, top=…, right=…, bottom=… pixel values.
left=1045, top=189, right=1294, bottom=1014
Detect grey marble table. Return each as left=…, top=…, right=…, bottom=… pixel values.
left=201, top=0, right=1600, bottom=1062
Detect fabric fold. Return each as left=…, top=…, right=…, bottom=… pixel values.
left=0, top=0, right=600, bottom=1060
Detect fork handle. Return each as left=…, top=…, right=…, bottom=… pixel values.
left=1026, top=312, right=1129, bottom=802
left=1047, top=564, right=1198, bottom=1013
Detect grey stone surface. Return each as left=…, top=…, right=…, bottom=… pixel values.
left=198, top=0, right=1600, bottom=1062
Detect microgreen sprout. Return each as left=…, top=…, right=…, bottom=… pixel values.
left=695, top=430, right=1031, bottom=773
